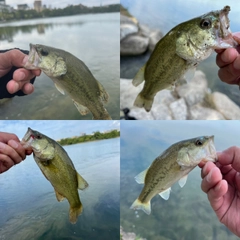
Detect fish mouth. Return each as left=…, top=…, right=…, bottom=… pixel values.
left=21, top=127, right=35, bottom=148
left=24, top=43, right=42, bottom=70
left=202, top=135, right=218, bottom=162
left=214, top=6, right=238, bottom=48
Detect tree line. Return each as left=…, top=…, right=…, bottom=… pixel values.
left=0, top=4, right=120, bottom=21
left=57, top=129, right=120, bottom=146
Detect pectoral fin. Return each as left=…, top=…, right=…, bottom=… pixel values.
left=72, top=100, right=89, bottom=115
left=134, top=168, right=148, bottom=184
left=55, top=83, right=65, bottom=95
left=178, top=175, right=188, bottom=188
left=132, top=64, right=146, bottom=87
left=159, top=188, right=171, bottom=200
left=77, top=172, right=89, bottom=190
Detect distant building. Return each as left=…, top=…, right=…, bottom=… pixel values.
left=17, top=4, right=29, bottom=10
left=34, top=0, right=42, bottom=12
left=0, top=1, right=12, bottom=12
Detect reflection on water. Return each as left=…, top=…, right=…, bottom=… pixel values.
left=120, top=121, right=240, bottom=240
left=0, top=138, right=120, bottom=240
left=120, top=0, right=240, bottom=107
left=0, top=13, right=120, bottom=120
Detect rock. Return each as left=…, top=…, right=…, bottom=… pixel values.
left=176, top=70, right=208, bottom=107
left=120, top=79, right=176, bottom=119
left=208, top=91, right=240, bottom=120
left=129, top=108, right=155, bottom=120
left=120, top=79, right=140, bottom=109
left=120, top=226, right=146, bottom=240
left=189, top=104, right=225, bottom=120
left=120, top=35, right=149, bottom=55
left=169, top=98, right=188, bottom=120
left=151, top=103, right=172, bottom=120
left=120, top=15, right=139, bottom=40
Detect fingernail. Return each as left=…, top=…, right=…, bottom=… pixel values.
left=215, top=181, right=222, bottom=191
left=8, top=140, right=18, bottom=149
left=0, top=142, right=5, bottom=150
left=13, top=82, right=19, bottom=92
left=206, top=171, right=212, bottom=183
left=18, top=72, right=25, bottom=80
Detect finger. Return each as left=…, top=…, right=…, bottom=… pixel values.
left=22, top=83, right=34, bottom=95
left=216, top=48, right=238, bottom=68
left=0, top=49, right=27, bottom=69
left=8, top=140, right=26, bottom=160
left=218, top=64, right=240, bottom=85
left=217, top=147, right=240, bottom=172
left=201, top=165, right=222, bottom=193
left=6, top=80, right=34, bottom=95
left=0, top=132, right=20, bottom=143
left=13, top=68, right=35, bottom=82
left=0, top=154, right=14, bottom=173
left=0, top=142, right=23, bottom=164
left=201, top=161, right=215, bottom=179
left=207, top=179, right=228, bottom=211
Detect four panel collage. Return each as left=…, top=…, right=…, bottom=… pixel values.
left=0, top=0, right=240, bottom=240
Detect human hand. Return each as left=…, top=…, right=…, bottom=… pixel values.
left=215, top=32, right=240, bottom=85
left=199, top=146, right=240, bottom=237
left=0, top=132, right=32, bottom=174
left=0, top=49, right=41, bottom=95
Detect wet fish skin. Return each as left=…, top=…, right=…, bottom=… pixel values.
left=21, top=127, right=88, bottom=224
left=133, top=6, right=238, bottom=112
left=24, top=44, right=112, bottom=120
left=130, top=136, right=217, bottom=215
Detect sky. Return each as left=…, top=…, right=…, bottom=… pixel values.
left=5, top=0, right=119, bottom=9
left=0, top=120, right=120, bottom=140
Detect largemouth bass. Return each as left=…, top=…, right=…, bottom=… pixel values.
left=24, top=44, right=112, bottom=120
left=133, top=6, right=238, bottom=112
left=130, top=136, right=217, bottom=214
left=21, top=127, right=88, bottom=224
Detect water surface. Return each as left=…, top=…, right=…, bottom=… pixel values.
left=120, top=121, right=240, bottom=240
left=0, top=138, right=120, bottom=240
left=121, top=0, right=240, bottom=106
left=0, top=13, right=120, bottom=119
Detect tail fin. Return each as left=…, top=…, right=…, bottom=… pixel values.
left=130, top=198, right=151, bottom=215
left=133, top=93, right=154, bottom=112
left=69, top=204, right=83, bottom=224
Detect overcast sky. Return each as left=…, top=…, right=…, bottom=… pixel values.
left=0, top=120, right=120, bottom=140
left=5, top=0, right=119, bottom=9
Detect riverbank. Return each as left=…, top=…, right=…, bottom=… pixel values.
left=57, top=129, right=120, bottom=146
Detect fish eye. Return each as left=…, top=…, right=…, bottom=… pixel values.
left=36, top=134, right=42, bottom=139
left=40, top=49, right=49, bottom=56
left=200, top=19, right=212, bottom=29
left=195, top=139, right=203, bottom=146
